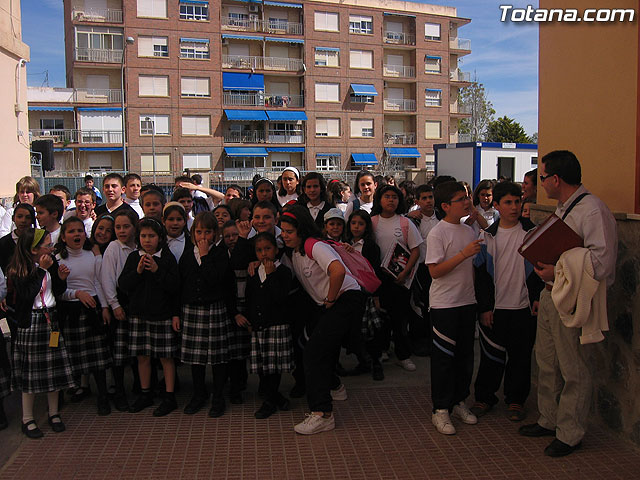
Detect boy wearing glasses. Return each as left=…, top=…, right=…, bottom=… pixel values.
left=426, top=181, right=483, bottom=435
left=73, top=187, right=97, bottom=236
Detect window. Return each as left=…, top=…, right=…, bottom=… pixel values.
left=531, top=156, right=538, bottom=165
left=40, top=118, right=64, bottom=130
left=141, top=153, right=171, bottom=172
left=182, top=116, right=211, bottom=136
left=425, top=121, right=441, bottom=139
left=227, top=6, right=249, bottom=25
left=137, top=0, right=167, bottom=18
left=425, top=89, right=442, bottom=107
left=79, top=111, right=122, bottom=143
left=349, top=15, right=372, bottom=34
left=270, top=153, right=290, bottom=169
left=181, top=77, right=210, bottom=97
left=425, top=153, right=435, bottom=172
left=268, top=16, right=288, bottom=31
left=315, top=48, right=339, bottom=67
left=75, top=26, right=123, bottom=58
left=180, top=2, right=209, bottom=21
left=183, top=153, right=211, bottom=169
left=315, top=82, right=340, bottom=102
left=316, top=154, right=340, bottom=171
left=314, top=11, right=339, bottom=32
left=138, top=36, right=168, bottom=57
left=349, top=50, right=373, bottom=69
left=88, top=153, right=112, bottom=170
left=350, top=94, right=374, bottom=104
left=180, top=39, right=210, bottom=59
left=139, top=75, right=169, bottom=96
left=316, top=118, right=340, bottom=137
left=139, top=114, right=170, bottom=135
left=425, top=22, right=441, bottom=40
left=351, top=119, right=374, bottom=137
left=231, top=158, right=253, bottom=169
left=425, top=55, right=441, bottom=74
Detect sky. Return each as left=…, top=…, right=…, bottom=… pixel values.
left=21, top=0, right=539, bottom=136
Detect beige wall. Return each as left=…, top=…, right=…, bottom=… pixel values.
left=0, top=0, right=30, bottom=197
left=539, top=0, right=638, bottom=213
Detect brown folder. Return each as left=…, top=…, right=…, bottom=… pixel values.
left=518, top=213, right=583, bottom=265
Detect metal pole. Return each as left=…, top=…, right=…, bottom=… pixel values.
left=151, top=119, right=156, bottom=183
left=121, top=37, right=134, bottom=173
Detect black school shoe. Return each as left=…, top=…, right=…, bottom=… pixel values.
left=276, top=394, right=290, bottom=411
left=112, top=392, right=130, bottom=412
left=129, top=392, right=154, bottom=413
left=97, top=395, right=111, bottom=416
left=0, top=403, right=8, bottom=431
left=153, top=393, right=177, bottom=417
left=544, top=439, right=582, bottom=457
left=254, top=401, right=278, bottom=419
left=47, top=414, right=66, bottom=433
left=184, top=394, right=208, bottom=415
left=519, top=423, right=555, bottom=437
left=208, top=398, right=226, bottom=418
left=22, top=420, right=44, bottom=439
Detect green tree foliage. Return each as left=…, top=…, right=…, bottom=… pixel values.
left=459, top=76, right=495, bottom=141
left=486, top=116, right=531, bottom=143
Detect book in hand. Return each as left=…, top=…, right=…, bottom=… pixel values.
left=518, top=213, right=583, bottom=265
left=382, top=242, right=416, bottom=289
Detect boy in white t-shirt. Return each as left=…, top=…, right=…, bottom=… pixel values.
left=426, top=181, right=482, bottom=435
left=471, top=182, right=544, bottom=422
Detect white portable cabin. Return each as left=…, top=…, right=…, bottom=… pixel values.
left=433, top=142, right=538, bottom=188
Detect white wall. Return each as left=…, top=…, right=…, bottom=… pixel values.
left=479, top=147, right=537, bottom=183
left=435, top=145, right=475, bottom=184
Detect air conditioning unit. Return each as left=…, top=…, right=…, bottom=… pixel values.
left=249, top=4, right=259, bottom=12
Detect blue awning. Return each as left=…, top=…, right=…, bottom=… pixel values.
left=267, top=147, right=305, bottom=152
left=425, top=88, right=442, bottom=92
left=180, top=37, right=209, bottom=43
left=351, top=153, right=378, bottom=166
left=225, top=109, right=267, bottom=121
left=54, top=148, right=73, bottom=152
left=350, top=84, right=378, bottom=96
left=264, top=1, right=302, bottom=8
left=266, top=111, right=307, bottom=121
left=384, top=12, right=416, bottom=17
left=225, top=147, right=268, bottom=157
left=79, top=147, right=123, bottom=151
left=28, top=106, right=74, bottom=112
left=425, top=55, right=441, bottom=60
left=180, top=0, right=208, bottom=4
left=317, top=153, right=340, bottom=157
left=265, top=37, right=304, bottom=44
left=222, top=34, right=263, bottom=41
left=223, top=72, right=264, bottom=91
left=315, top=46, right=339, bottom=52
left=386, top=148, right=421, bottom=158
left=77, top=107, right=121, bottom=112
left=229, top=0, right=262, bottom=3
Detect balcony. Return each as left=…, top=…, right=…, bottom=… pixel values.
left=221, top=17, right=303, bottom=35
left=450, top=70, right=472, bottom=82
left=30, top=129, right=79, bottom=144
left=223, top=130, right=266, bottom=143
left=383, top=64, right=415, bottom=79
left=383, top=99, right=416, bottom=112
left=267, top=129, right=303, bottom=143
left=384, top=31, right=416, bottom=46
left=30, top=129, right=123, bottom=144
left=222, top=55, right=303, bottom=72
left=450, top=38, right=471, bottom=51
left=223, top=92, right=304, bottom=108
left=75, top=47, right=123, bottom=63
left=450, top=103, right=472, bottom=115
left=74, top=88, right=122, bottom=103
left=71, top=8, right=123, bottom=23
left=450, top=133, right=473, bottom=143
left=384, top=133, right=416, bottom=145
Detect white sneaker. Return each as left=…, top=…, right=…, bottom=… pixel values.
left=452, top=401, right=478, bottom=425
left=397, top=358, right=417, bottom=372
left=330, top=384, right=348, bottom=401
left=294, top=413, right=335, bottom=435
left=432, top=409, right=456, bottom=435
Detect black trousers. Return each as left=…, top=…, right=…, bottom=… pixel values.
left=474, top=307, right=537, bottom=406
left=374, top=279, right=412, bottom=361
left=304, top=290, right=365, bottom=412
left=430, top=304, right=476, bottom=411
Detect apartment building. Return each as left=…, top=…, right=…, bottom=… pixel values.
left=30, top=0, right=470, bottom=179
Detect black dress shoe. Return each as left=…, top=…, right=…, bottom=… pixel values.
left=275, top=394, right=290, bottom=411
left=113, top=392, right=129, bottom=412
left=289, top=383, right=305, bottom=398
left=372, top=363, right=384, bottom=381
left=254, top=401, right=278, bottom=419
left=519, top=423, right=555, bottom=437
left=183, top=395, right=208, bottom=415
left=208, top=398, right=226, bottom=418
left=97, top=395, right=111, bottom=416
left=70, top=386, right=91, bottom=403
left=47, top=414, right=66, bottom=433
left=129, top=393, right=154, bottom=413
left=22, top=420, right=44, bottom=438
left=153, top=394, right=177, bottom=417
left=544, top=439, right=582, bottom=457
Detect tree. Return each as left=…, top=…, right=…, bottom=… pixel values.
left=530, top=132, right=538, bottom=144
left=459, top=75, right=495, bottom=141
left=486, top=116, right=531, bottom=143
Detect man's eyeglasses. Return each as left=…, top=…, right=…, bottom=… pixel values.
left=539, top=173, right=554, bottom=182
left=449, top=195, right=471, bottom=204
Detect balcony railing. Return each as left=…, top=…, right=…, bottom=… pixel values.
left=74, top=88, right=122, bottom=103
left=383, top=99, right=416, bottom=112
left=221, top=17, right=303, bottom=35
left=30, top=129, right=79, bottom=144
left=383, top=64, right=415, bottom=78
left=264, top=56, right=303, bottom=71
left=222, top=55, right=303, bottom=71
left=450, top=103, right=472, bottom=114
left=450, top=70, right=472, bottom=82
left=223, top=92, right=304, bottom=108
left=80, top=130, right=123, bottom=143
left=75, top=47, right=123, bottom=63
left=30, top=129, right=123, bottom=144
left=267, top=129, right=304, bottom=143
left=71, top=8, right=123, bottom=23
left=450, top=38, right=472, bottom=50
left=223, top=130, right=266, bottom=143
left=384, top=133, right=416, bottom=145
left=384, top=31, right=416, bottom=45
left=450, top=133, right=473, bottom=143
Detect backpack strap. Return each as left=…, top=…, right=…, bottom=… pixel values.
left=400, top=216, right=409, bottom=245
left=561, top=192, right=589, bottom=221
left=353, top=197, right=360, bottom=211
left=303, top=237, right=321, bottom=259
left=371, top=215, right=378, bottom=230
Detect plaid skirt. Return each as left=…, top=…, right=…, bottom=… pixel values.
left=181, top=302, right=235, bottom=366
left=59, top=303, right=112, bottom=374
left=11, top=311, right=75, bottom=394
left=362, top=296, right=385, bottom=341
left=129, top=316, right=177, bottom=358
left=109, top=317, right=132, bottom=367
left=250, top=324, right=294, bottom=375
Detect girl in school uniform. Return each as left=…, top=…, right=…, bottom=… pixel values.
left=323, top=208, right=346, bottom=242
left=296, top=172, right=333, bottom=231
left=0, top=176, right=41, bottom=238
left=251, top=177, right=282, bottom=214
left=6, top=228, right=74, bottom=438
left=212, top=205, right=233, bottom=246
left=344, top=170, right=377, bottom=219
left=0, top=270, right=8, bottom=430
left=163, top=202, right=191, bottom=263
left=280, top=205, right=365, bottom=435
left=55, top=217, right=112, bottom=415
left=277, top=167, right=300, bottom=206
left=118, top=218, right=180, bottom=417
left=237, top=232, right=294, bottom=419
left=90, top=214, right=116, bottom=255
left=179, top=212, right=240, bottom=417
left=101, top=209, right=140, bottom=411
left=0, top=203, right=36, bottom=273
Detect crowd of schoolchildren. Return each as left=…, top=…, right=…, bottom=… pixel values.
left=0, top=166, right=542, bottom=438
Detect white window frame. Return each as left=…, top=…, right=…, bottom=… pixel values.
left=181, top=77, right=210, bottom=97
left=180, top=40, right=210, bottom=59
left=139, top=114, right=170, bottom=135
left=351, top=118, right=374, bottom=138
left=75, top=26, right=123, bottom=52
left=138, top=36, right=168, bottom=58
left=141, top=153, right=171, bottom=172
left=425, top=121, right=442, bottom=139
left=349, top=15, right=373, bottom=34
left=315, top=118, right=340, bottom=137
left=315, top=82, right=340, bottom=103
left=314, top=48, right=339, bottom=67
left=425, top=22, right=441, bottom=40
left=270, top=153, right=290, bottom=169
left=349, top=49, right=373, bottom=69
left=316, top=154, right=340, bottom=171
left=40, top=118, right=64, bottom=130
left=138, top=75, right=169, bottom=97
left=425, top=89, right=442, bottom=107
left=182, top=115, right=211, bottom=136
left=180, top=2, right=209, bottom=21
left=314, top=11, right=339, bottom=32
left=183, top=153, right=211, bottom=169
left=137, top=0, right=168, bottom=19
left=425, top=55, right=441, bottom=74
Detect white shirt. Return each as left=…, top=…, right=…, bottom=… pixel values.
left=124, top=197, right=143, bottom=218
left=291, top=241, right=360, bottom=306
left=83, top=217, right=94, bottom=237
left=307, top=201, right=325, bottom=221
left=101, top=239, right=135, bottom=310
left=50, top=227, right=61, bottom=246
left=32, top=267, right=56, bottom=309
left=344, top=197, right=373, bottom=219
left=426, top=221, right=477, bottom=309
left=351, top=238, right=364, bottom=254
left=57, top=248, right=107, bottom=307
left=193, top=190, right=207, bottom=199
left=479, top=206, right=499, bottom=226
left=187, top=212, right=194, bottom=231
left=418, top=213, right=439, bottom=263
left=0, top=207, right=13, bottom=238
left=491, top=225, right=530, bottom=309
left=167, top=233, right=186, bottom=262
left=373, top=214, right=423, bottom=262
left=278, top=192, right=298, bottom=206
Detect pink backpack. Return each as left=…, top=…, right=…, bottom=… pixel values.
left=370, top=214, right=409, bottom=245
left=304, top=238, right=382, bottom=294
